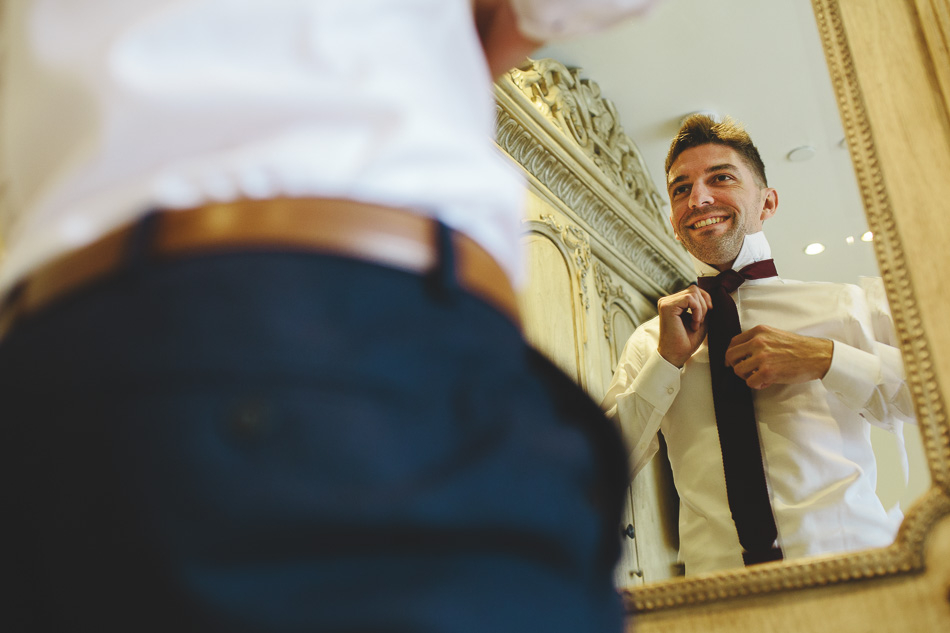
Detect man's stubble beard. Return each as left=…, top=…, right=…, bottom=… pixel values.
left=676, top=209, right=746, bottom=268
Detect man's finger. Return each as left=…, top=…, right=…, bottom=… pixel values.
left=730, top=354, right=755, bottom=378
left=731, top=357, right=769, bottom=389
left=724, top=338, right=754, bottom=368
left=729, top=328, right=756, bottom=347
left=697, top=286, right=713, bottom=311
left=660, top=287, right=708, bottom=327
left=686, top=286, right=713, bottom=329
left=686, top=292, right=709, bottom=331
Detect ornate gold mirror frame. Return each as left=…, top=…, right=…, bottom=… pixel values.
left=632, top=0, right=950, bottom=612
left=636, top=0, right=950, bottom=627
left=496, top=0, right=950, bottom=630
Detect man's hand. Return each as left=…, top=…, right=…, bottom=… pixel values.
left=656, top=285, right=713, bottom=368
left=473, top=0, right=542, bottom=78
left=725, top=325, right=833, bottom=390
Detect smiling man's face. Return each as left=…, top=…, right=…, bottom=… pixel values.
left=667, top=143, right=777, bottom=271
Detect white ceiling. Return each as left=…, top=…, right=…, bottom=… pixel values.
left=537, top=0, right=879, bottom=284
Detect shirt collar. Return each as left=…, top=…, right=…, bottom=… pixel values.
left=692, top=231, right=773, bottom=278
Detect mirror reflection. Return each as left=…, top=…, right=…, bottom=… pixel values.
left=602, top=115, right=917, bottom=576
left=528, top=0, right=930, bottom=581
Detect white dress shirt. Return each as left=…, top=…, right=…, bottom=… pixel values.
left=602, top=232, right=915, bottom=575
left=0, top=0, right=653, bottom=296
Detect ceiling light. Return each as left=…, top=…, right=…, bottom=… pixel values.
left=861, top=231, right=874, bottom=242
left=804, top=243, right=825, bottom=255
left=787, top=145, right=817, bottom=162
left=845, top=236, right=855, bottom=244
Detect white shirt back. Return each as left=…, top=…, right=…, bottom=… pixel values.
left=1, top=1, right=497, bottom=292
left=0, top=0, right=656, bottom=294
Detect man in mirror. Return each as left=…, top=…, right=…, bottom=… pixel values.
left=602, top=115, right=915, bottom=575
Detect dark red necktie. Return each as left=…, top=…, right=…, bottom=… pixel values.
left=697, top=259, right=784, bottom=566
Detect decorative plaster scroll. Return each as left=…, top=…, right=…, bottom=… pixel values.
left=494, top=85, right=692, bottom=297
left=508, top=58, right=666, bottom=219
left=593, top=261, right=633, bottom=343
left=540, top=214, right=591, bottom=313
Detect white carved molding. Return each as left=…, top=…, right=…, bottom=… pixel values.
left=593, top=260, right=635, bottom=344
left=494, top=59, right=693, bottom=300
left=539, top=214, right=592, bottom=314
left=509, top=59, right=665, bottom=217
left=521, top=215, right=592, bottom=386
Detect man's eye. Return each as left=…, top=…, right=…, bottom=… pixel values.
left=713, top=173, right=733, bottom=182
left=672, top=185, right=689, bottom=197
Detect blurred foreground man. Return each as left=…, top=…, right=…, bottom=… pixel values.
left=0, top=1, right=655, bottom=630
left=603, top=115, right=914, bottom=576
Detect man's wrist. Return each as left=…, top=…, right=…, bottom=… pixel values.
left=657, top=347, right=687, bottom=368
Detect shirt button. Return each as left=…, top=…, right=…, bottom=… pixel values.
left=667, top=387, right=675, bottom=395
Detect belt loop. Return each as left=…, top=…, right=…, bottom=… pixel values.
left=428, top=220, right=460, bottom=301
left=124, top=209, right=163, bottom=268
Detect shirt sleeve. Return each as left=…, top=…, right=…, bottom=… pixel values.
left=820, top=282, right=915, bottom=431
left=602, top=324, right=680, bottom=477
left=507, top=0, right=658, bottom=41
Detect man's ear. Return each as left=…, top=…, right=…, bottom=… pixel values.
left=760, top=188, right=778, bottom=222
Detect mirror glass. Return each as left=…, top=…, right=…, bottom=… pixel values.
left=535, top=0, right=930, bottom=581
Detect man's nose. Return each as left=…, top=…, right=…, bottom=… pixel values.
left=688, top=183, right=714, bottom=208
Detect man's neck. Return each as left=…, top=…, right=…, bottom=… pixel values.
left=691, top=232, right=772, bottom=278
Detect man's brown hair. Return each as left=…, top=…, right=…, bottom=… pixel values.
left=664, top=115, right=768, bottom=187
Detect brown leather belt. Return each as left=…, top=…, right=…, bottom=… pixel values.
left=0, top=198, right=520, bottom=338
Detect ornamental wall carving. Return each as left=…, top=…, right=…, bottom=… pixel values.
left=509, top=59, right=663, bottom=217
left=494, top=58, right=693, bottom=298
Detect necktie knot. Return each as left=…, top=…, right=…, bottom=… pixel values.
left=699, top=268, right=746, bottom=295
left=697, top=259, right=778, bottom=296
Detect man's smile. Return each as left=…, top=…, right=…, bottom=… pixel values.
left=690, top=216, right=727, bottom=229
left=683, top=211, right=733, bottom=232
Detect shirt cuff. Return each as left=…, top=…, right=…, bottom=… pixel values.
left=631, top=348, right=682, bottom=412
left=821, top=341, right=880, bottom=410
left=508, top=0, right=656, bottom=41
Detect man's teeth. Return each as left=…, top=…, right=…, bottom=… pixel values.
left=692, top=217, right=723, bottom=229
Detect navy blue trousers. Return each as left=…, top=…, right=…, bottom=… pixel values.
left=0, top=228, right=628, bottom=632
